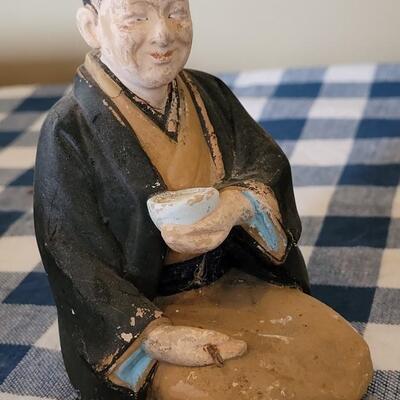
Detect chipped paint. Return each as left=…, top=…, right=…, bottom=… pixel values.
left=121, top=332, right=133, bottom=343
left=96, top=348, right=120, bottom=373
left=136, top=308, right=146, bottom=318
left=186, top=371, right=198, bottom=382
left=270, top=315, right=293, bottom=325
left=257, top=334, right=293, bottom=344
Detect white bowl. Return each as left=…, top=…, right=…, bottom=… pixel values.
left=147, top=187, right=220, bottom=231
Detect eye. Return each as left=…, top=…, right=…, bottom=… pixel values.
left=168, top=7, right=188, bottom=19
left=118, top=13, right=149, bottom=30
left=126, top=14, right=148, bottom=23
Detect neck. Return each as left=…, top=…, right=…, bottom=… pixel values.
left=101, top=55, right=169, bottom=111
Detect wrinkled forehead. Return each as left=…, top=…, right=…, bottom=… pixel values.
left=98, top=0, right=190, bottom=13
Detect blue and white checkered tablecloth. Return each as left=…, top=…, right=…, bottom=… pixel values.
left=0, top=64, right=399, bottom=399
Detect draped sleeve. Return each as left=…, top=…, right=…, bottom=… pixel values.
left=198, top=73, right=302, bottom=265
left=34, top=100, right=165, bottom=396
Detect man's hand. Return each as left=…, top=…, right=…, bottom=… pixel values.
left=142, top=324, right=247, bottom=367
left=161, top=189, right=254, bottom=254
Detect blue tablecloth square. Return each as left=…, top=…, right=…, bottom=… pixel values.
left=260, top=119, right=306, bottom=141
left=14, top=97, right=62, bottom=113
left=0, top=211, right=25, bottom=235
left=0, top=344, right=30, bottom=384
left=273, top=83, right=322, bottom=98
left=311, top=285, right=376, bottom=322
left=4, top=272, right=55, bottom=306
left=371, top=82, right=400, bottom=98
left=316, top=216, right=391, bottom=248
left=356, top=119, right=400, bottom=138
left=9, top=169, right=34, bottom=187
left=339, top=164, right=400, bottom=186
left=0, top=132, right=23, bottom=148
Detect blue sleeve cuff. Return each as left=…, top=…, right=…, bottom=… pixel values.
left=113, top=346, right=156, bottom=391
left=242, top=191, right=280, bottom=252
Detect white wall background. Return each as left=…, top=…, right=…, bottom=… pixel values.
left=1, top=0, right=400, bottom=75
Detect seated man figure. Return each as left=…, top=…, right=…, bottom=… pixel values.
left=34, top=1, right=370, bottom=399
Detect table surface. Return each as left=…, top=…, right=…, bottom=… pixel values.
left=0, top=64, right=399, bottom=400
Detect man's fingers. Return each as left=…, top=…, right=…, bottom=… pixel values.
left=204, top=344, right=224, bottom=367
left=217, top=338, right=247, bottom=361
left=167, top=236, right=226, bottom=254
left=162, top=222, right=223, bottom=237
left=162, top=227, right=229, bottom=254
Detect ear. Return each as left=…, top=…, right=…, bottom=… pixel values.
left=76, top=6, right=100, bottom=49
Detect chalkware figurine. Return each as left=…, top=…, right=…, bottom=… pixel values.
left=33, top=1, right=373, bottom=399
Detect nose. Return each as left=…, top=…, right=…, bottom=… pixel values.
left=151, top=17, right=173, bottom=48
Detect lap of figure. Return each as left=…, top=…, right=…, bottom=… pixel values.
left=149, top=269, right=373, bottom=400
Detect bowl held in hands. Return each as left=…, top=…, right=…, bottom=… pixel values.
left=147, top=187, right=220, bottom=231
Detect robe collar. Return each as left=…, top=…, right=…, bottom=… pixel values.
left=78, top=51, right=225, bottom=183
left=95, top=56, right=181, bottom=142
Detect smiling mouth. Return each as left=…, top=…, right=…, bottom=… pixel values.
left=150, top=50, right=174, bottom=64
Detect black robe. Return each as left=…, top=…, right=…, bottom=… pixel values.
left=34, top=68, right=310, bottom=400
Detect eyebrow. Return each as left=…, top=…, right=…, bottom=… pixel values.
left=127, top=0, right=186, bottom=6
left=115, top=0, right=187, bottom=17
left=126, top=0, right=152, bottom=6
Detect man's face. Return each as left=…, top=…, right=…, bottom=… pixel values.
left=96, top=0, right=193, bottom=89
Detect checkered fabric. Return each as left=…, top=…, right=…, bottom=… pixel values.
left=0, top=64, right=399, bottom=399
